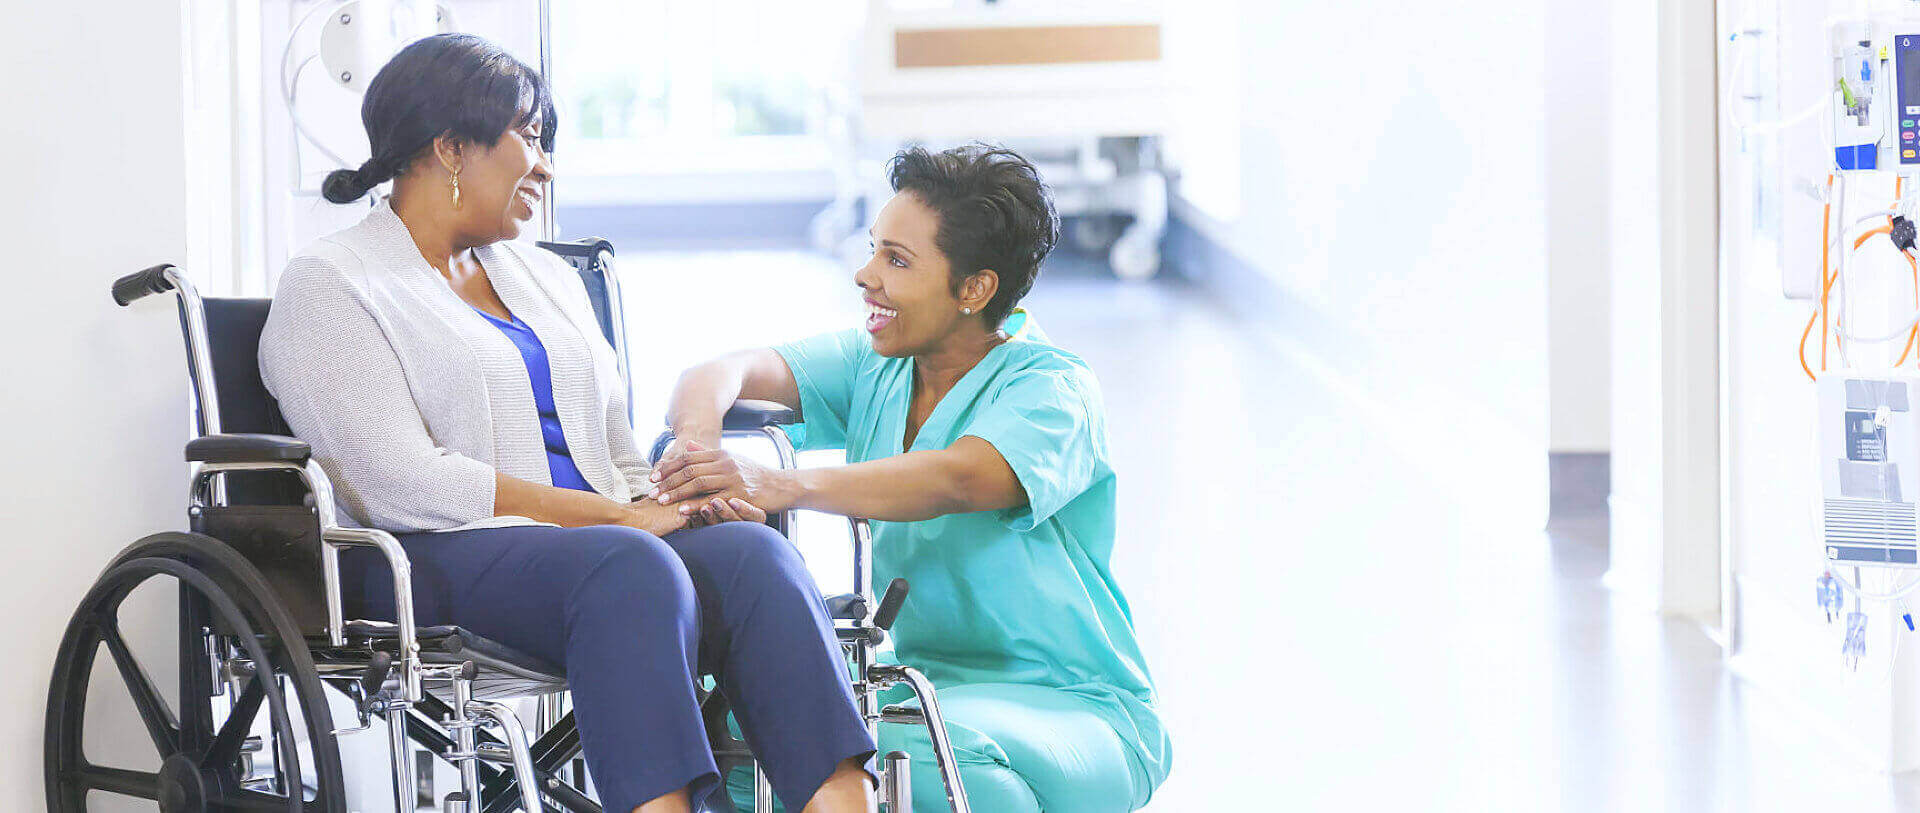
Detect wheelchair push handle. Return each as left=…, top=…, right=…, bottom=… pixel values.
left=874, top=578, right=909, bottom=630
left=111, top=263, right=177, bottom=306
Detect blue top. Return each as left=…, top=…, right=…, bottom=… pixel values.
left=472, top=306, right=594, bottom=492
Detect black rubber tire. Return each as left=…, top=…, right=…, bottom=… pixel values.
left=46, top=531, right=347, bottom=812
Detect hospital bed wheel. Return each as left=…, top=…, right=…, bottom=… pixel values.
left=46, top=532, right=346, bottom=812
left=1109, top=232, right=1161, bottom=280
left=1070, top=215, right=1122, bottom=253
left=810, top=198, right=862, bottom=255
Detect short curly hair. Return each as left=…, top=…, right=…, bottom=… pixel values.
left=887, top=144, right=1060, bottom=327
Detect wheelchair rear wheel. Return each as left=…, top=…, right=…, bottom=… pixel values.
left=46, top=532, right=346, bottom=812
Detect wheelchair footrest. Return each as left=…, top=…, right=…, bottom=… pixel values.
left=880, top=703, right=928, bottom=724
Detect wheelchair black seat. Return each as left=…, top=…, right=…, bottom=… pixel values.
left=341, top=621, right=568, bottom=701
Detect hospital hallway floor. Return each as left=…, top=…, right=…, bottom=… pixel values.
left=609, top=242, right=1920, bottom=811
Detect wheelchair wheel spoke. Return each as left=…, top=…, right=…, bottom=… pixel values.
left=177, top=590, right=220, bottom=755
left=202, top=674, right=267, bottom=769
left=72, top=764, right=161, bottom=799
left=95, top=614, right=179, bottom=755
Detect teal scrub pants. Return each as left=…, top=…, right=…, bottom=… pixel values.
left=729, top=682, right=1148, bottom=812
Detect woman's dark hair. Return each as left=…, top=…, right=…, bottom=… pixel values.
left=887, top=144, right=1059, bottom=327
left=322, top=34, right=556, bottom=204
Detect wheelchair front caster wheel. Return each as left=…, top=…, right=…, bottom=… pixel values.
left=45, top=532, right=346, bottom=812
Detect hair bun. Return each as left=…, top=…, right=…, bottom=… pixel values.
left=321, top=167, right=371, bottom=204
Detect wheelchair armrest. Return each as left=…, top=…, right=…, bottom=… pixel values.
left=824, top=592, right=870, bottom=621
left=724, top=399, right=799, bottom=429
left=186, top=433, right=311, bottom=465
left=650, top=400, right=800, bottom=464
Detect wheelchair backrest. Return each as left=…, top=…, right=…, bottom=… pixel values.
left=201, top=297, right=306, bottom=506
left=536, top=237, right=631, bottom=415
left=536, top=237, right=621, bottom=352
left=202, top=297, right=293, bottom=437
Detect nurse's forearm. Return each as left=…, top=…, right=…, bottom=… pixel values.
left=666, top=349, right=801, bottom=445
left=665, top=359, right=747, bottom=446
left=784, top=454, right=967, bottom=521
left=781, top=440, right=1026, bottom=521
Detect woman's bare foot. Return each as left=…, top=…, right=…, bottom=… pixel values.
left=801, top=756, right=878, bottom=813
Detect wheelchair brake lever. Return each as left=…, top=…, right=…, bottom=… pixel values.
left=874, top=578, right=909, bottom=630
left=359, top=650, right=393, bottom=700
left=333, top=651, right=396, bottom=736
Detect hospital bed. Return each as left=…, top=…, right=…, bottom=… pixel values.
left=814, top=0, right=1174, bottom=279
left=47, top=240, right=968, bottom=812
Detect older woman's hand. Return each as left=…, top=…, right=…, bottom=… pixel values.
left=649, top=441, right=798, bottom=514
left=619, top=498, right=693, bottom=537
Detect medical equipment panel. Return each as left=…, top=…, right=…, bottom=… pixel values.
left=1894, top=32, right=1920, bottom=169
left=1819, top=375, right=1920, bottom=567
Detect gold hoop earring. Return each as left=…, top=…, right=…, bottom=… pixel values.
left=450, top=170, right=461, bottom=209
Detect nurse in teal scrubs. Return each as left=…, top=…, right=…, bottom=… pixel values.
left=653, top=145, right=1169, bottom=812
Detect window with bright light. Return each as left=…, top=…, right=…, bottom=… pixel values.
left=550, top=0, right=857, bottom=180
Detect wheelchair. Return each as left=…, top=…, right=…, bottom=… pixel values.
left=46, top=239, right=970, bottom=813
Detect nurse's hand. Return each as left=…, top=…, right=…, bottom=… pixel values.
left=692, top=497, right=768, bottom=526
left=656, top=432, right=718, bottom=471
left=649, top=442, right=798, bottom=513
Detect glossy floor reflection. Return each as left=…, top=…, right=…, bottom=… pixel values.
left=607, top=244, right=1920, bottom=811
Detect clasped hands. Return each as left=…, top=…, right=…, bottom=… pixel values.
left=643, top=438, right=796, bottom=529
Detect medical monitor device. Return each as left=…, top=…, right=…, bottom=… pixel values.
left=1893, top=31, right=1920, bottom=171
left=1820, top=375, right=1920, bottom=567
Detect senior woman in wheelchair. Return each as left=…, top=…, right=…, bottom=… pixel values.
left=656, top=145, right=1171, bottom=812
left=256, top=35, right=874, bottom=813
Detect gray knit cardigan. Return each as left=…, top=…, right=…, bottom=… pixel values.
left=258, top=201, right=650, bottom=532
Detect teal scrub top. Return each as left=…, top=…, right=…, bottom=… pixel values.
left=775, top=310, right=1170, bottom=789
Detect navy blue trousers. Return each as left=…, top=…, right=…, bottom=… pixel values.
left=342, top=522, right=875, bottom=812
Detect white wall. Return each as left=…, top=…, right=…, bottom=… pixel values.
left=1547, top=0, right=1614, bottom=454
left=1177, top=0, right=1550, bottom=524
left=258, top=0, right=545, bottom=288
left=1604, top=0, right=1723, bottom=626
left=0, top=1, right=192, bottom=808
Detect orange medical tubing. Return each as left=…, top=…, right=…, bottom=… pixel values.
left=1805, top=175, right=1834, bottom=380
left=1798, top=177, right=1917, bottom=379
left=1855, top=225, right=1894, bottom=249
left=1823, top=177, right=1834, bottom=370
left=1900, top=178, right=1917, bottom=368
left=1800, top=308, right=1821, bottom=381
left=1898, top=250, right=1920, bottom=366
